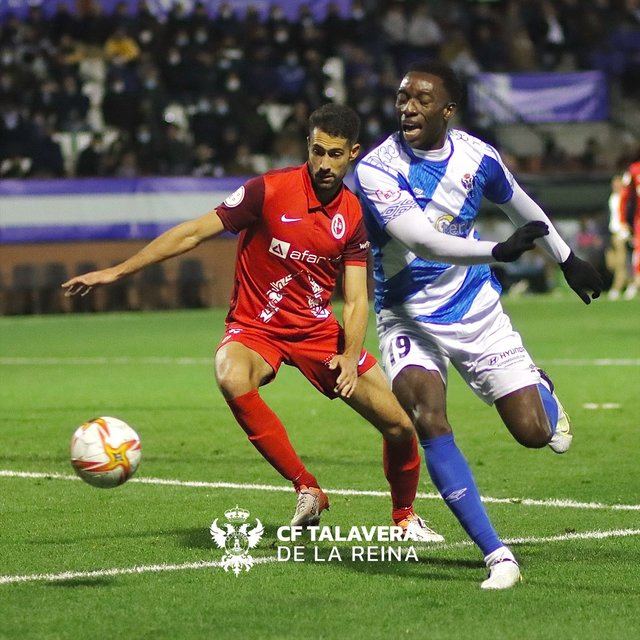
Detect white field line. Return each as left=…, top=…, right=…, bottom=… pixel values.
left=1, top=469, right=639, bottom=512
left=0, top=557, right=277, bottom=586
left=1, top=356, right=639, bottom=367
left=1, top=528, right=639, bottom=586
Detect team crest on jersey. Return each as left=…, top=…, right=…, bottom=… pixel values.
left=331, top=213, right=346, bottom=240
left=223, top=186, right=245, bottom=207
left=461, top=173, right=475, bottom=192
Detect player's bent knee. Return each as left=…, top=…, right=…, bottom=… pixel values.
left=214, top=361, right=254, bottom=400
left=383, top=418, right=415, bottom=443
left=413, top=409, right=451, bottom=439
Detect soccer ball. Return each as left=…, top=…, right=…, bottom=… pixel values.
left=70, top=416, right=141, bottom=488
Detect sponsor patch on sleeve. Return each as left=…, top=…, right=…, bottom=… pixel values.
left=223, top=186, right=245, bottom=208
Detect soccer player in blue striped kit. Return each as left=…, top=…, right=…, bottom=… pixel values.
left=355, top=61, right=603, bottom=589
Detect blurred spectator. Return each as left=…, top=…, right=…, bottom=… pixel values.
left=192, top=143, right=224, bottom=177
left=159, top=123, right=192, bottom=175
left=102, top=76, right=138, bottom=134
left=76, top=132, right=107, bottom=176
left=55, top=75, right=90, bottom=131
left=0, top=0, right=636, bottom=178
left=407, top=4, right=443, bottom=56
left=605, top=174, right=630, bottom=299
left=29, top=116, right=65, bottom=177
left=575, top=216, right=607, bottom=276
left=104, top=26, right=140, bottom=64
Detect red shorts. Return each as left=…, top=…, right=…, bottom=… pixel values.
left=216, top=321, right=377, bottom=399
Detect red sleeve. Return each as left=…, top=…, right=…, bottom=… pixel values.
left=343, top=216, right=370, bottom=265
left=619, top=169, right=636, bottom=228
left=216, top=176, right=265, bottom=233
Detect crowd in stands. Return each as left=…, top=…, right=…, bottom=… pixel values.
left=1, top=0, right=640, bottom=179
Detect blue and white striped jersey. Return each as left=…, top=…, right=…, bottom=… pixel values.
left=355, top=129, right=515, bottom=323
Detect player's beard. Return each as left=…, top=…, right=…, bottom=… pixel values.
left=312, top=170, right=337, bottom=191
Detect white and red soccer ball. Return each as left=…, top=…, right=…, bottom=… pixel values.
left=70, top=416, right=141, bottom=488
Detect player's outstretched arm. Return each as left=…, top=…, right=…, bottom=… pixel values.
left=62, top=211, right=225, bottom=297
left=329, top=264, right=369, bottom=398
left=498, top=183, right=602, bottom=302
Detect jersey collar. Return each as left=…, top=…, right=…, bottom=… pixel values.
left=399, top=131, right=454, bottom=165
left=301, top=163, right=345, bottom=216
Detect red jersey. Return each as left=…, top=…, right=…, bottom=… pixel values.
left=216, top=164, right=369, bottom=336
left=620, top=161, right=640, bottom=229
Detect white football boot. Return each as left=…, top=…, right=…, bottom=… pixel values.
left=397, top=513, right=445, bottom=543
left=548, top=394, right=573, bottom=454
left=538, top=369, right=573, bottom=454
left=290, top=485, right=329, bottom=527
left=481, top=546, right=521, bottom=590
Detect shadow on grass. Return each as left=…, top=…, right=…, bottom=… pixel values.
left=44, top=577, right=114, bottom=588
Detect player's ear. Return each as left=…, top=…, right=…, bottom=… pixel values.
left=443, top=102, right=457, bottom=122
left=349, top=142, right=361, bottom=162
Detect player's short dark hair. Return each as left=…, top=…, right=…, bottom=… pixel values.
left=405, top=60, right=464, bottom=104
left=308, top=104, right=360, bottom=144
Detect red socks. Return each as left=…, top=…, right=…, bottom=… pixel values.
left=226, top=389, right=319, bottom=490
left=384, top=436, right=421, bottom=524
left=227, top=389, right=419, bottom=521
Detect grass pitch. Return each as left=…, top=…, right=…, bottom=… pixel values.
left=1, top=294, right=639, bottom=639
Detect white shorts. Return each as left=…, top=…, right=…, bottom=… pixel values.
left=377, top=283, right=540, bottom=405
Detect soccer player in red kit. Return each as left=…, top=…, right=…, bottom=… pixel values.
left=619, top=159, right=640, bottom=299
left=62, top=104, right=441, bottom=539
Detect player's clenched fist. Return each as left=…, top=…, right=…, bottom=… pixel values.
left=491, top=221, right=549, bottom=263
left=61, top=266, right=121, bottom=297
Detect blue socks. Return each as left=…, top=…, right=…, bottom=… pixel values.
left=537, top=382, right=559, bottom=435
left=421, top=433, right=502, bottom=556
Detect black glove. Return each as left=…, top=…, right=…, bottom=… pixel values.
left=560, top=251, right=603, bottom=304
left=491, top=221, right=549, bottom=263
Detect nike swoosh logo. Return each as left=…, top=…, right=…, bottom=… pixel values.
left=281, top=214, right=302, bottom=223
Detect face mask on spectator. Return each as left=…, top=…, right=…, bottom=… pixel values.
left=168, top=52, right=181, bottom=65
left=139, top=30, right=152, bottom=44
left=1, top=52, right=14, bottom=66
left=137, top=130, right=152, bottom=144
left=195, top=29, right=208, bottom=44
left=274, top=28, right=289, bottom=44
left=214, top=100, right=229, bottom=115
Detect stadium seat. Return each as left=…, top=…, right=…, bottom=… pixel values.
left=7, top=264, right=39, bottom=315
left=177, top=259, right=208, bottom=308
left=134, top=263, right=170, bottom=310
left=104, top=262, right=132, bottom=312
left=38, top=262, right=70, bottom=314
